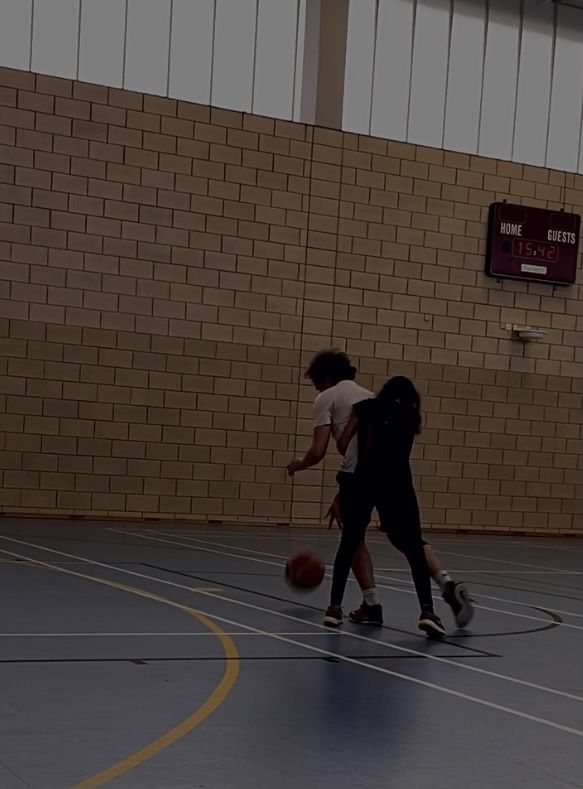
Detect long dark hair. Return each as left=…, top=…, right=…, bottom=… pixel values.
left=376, top=376, right=422, bottom=434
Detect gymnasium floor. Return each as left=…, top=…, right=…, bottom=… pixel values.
left=0, top=520, right=582, bottom=789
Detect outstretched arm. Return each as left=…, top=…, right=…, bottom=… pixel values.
left=287, top=425, right=331, bottom=476
left=337, top=413, right=359, bottom=456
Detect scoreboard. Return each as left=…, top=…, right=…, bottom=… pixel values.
left=486, top=202, right=580, bottom=286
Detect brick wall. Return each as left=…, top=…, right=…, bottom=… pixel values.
left=0, top=67, right=581, bottom=534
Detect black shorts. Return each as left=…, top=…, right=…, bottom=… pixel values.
left=337, top=471, right=427, bottom=545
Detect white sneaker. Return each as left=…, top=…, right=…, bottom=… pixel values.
left=442, top=581, right=474, bottom=628
left=323, top=605, right=343, bottom=628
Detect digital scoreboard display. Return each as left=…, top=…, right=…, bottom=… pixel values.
left=486, top=202, right=580, bottom=286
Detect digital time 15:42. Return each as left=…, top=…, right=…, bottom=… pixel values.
left=511, top=239, right=558, bottom=262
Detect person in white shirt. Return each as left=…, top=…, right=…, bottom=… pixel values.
left=286, top=350, right=382, bottom=625
left=287, top=350, right=474, bottom=632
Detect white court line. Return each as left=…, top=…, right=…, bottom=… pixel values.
left=1, top=533, right=582, bottom=710
left=165, top=530, right=581, bottom=553
left=153, top=532, right=583, bottom=630
left=416, top=538, right=583, bottom=554
left=0, top=631, right=332, bottom=638
left=375, top=569, right=583, bottom=575
left=373, top=572, right=583, bottom=621
left=1, top=540, right=583, bottom=740
left=148, top=531, right=583, bottom=630
left=6, top=538, right=581, bottom=576
left=105, top=529, right=583, bottom=700
left=487, top=541, right=582, bottom=554
left=371, top=544, right=580, bottom=574
left=144, top=529, right=582, bottom=574
left=174, top=533, right=583, bottom=620
left=373, top=573, right=583, bottom=621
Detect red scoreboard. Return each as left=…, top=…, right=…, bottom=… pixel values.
left=486, top=202, right=580, bottom=286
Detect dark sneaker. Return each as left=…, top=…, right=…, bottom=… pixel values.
left=349, top=602, right=384, bottom=626
left=418, top=610, right=446, bottom=638
left=442, top=581, right=474, bottom=629
left=323, top=605, right=343, bottom=628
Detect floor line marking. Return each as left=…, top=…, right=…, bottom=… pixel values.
left=0, top=546, right=239, bottom=789
left=475, top=540, right=582, bottom=554
left=152, top=530, right=581, bottom=554
left=378, top=545, right=580, bottom=574
left=2, top=539, right=582, bottom=741
left=378, top=570, right=583, bottom=575
left=0, top=631, right=340, bottom=638
left=2, top=533, right=580, bottom=707
left=141, top=538, right=583, bottom=576
left=372, top=574, right=583, bottom=620
left=144, top=532, right=583, bottom=632
left=159, top=535, right=582, bottom=574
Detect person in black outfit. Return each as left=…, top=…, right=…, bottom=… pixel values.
left=329, top=376, right=448, bottom=637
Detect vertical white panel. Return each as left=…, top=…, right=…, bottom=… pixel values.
left=298, top=0, right=319, bottom=124
left=479, top=0, right=520, bottom=160
left=78, top=0, right=126, bottom=88
left=443, top=0, right=486, bottom=154
left=253, top=0, right=298, bottom=120
left=370, top=0, right=414, bottom=142
left=124, top=0, right=172, bottom=96
left=293, top=0, right=307, bottom=121
left=0, top=0, right=32, bottom=70
left=342, top=0, right=376, bottom=134
left=513, top=0, right=554, bottom=167
left=408, top=0, right=451, bottom=148
left=31, top=0, right=80, bottom=79
left=546, top=6, right=583, bottom=173
left=212, top=0, right=257, bottom=112
left=579, top=110, right=583, bottom=175
left=169, top=0, right=214, bottom=104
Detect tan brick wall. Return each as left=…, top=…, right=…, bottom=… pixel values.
left=0, top=67, right=581, bottom=534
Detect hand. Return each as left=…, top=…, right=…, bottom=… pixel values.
left=325, top=496, right=342, bottom=530
left=287, top=458, right=303, bottom=477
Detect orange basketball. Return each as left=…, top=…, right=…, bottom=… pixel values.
left=285, top=551, right=325, bottom=591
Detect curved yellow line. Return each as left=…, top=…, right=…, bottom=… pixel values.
left=4, top=554, right=239, bottom=789
left=73, top=595, right=239, bottom=788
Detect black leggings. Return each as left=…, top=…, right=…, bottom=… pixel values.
left=330, top=473, right=434, bottom=612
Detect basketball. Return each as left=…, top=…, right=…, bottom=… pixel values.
left=284, top=551, right=325, bottom=591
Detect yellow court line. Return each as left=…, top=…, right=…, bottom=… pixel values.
left=0, top=550, right=240, bottom=789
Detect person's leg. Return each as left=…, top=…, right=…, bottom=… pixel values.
left=329, top=527, right=366, bottom=606
left=391, top=531, right=434, bottom=612
left=423, top=541, right=474, bottom=628
left=351, top=540, right=377, bottom=599
left=377, top=492, right=446, bottom=637
left=325, top=474, right=373, bottom=626
left=351, top=540, right=375, bottom=590
left=348, top=538, right=383, bottom=625
left=423, top=542, right=443, bottom=578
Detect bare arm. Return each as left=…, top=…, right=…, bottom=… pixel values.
left=337, top=413, right=359, bottom=456
left=287, top=425, right=331, bottom=476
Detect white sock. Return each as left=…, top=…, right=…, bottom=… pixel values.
left=435, top=570, right=452, bottom=591
left=363, top=588, right=378, bottom=606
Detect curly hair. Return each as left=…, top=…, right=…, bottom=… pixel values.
left=305, top=350, right=357, bottom=385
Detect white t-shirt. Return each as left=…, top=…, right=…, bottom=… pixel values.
left=313, top=379, right=373, bottom=473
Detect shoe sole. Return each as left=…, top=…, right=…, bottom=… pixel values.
left=348, top=617, right=384, bottom=626
left=452, top=583, right=475, bottom=629
left=323, top=617, right=342, bottom=628
left=419, top=621, right=446, bottom=639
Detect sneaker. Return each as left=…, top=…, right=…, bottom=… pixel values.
left=418, top=610, right=446, bottom=638
left=349, top=601, right=384, bottom=626
left=442, top=581, right=474, bottom=629
left=323, top=605, right=343, bottom=628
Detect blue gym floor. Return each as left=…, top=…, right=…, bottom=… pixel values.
left=0, top=520, right=582, bottom=789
